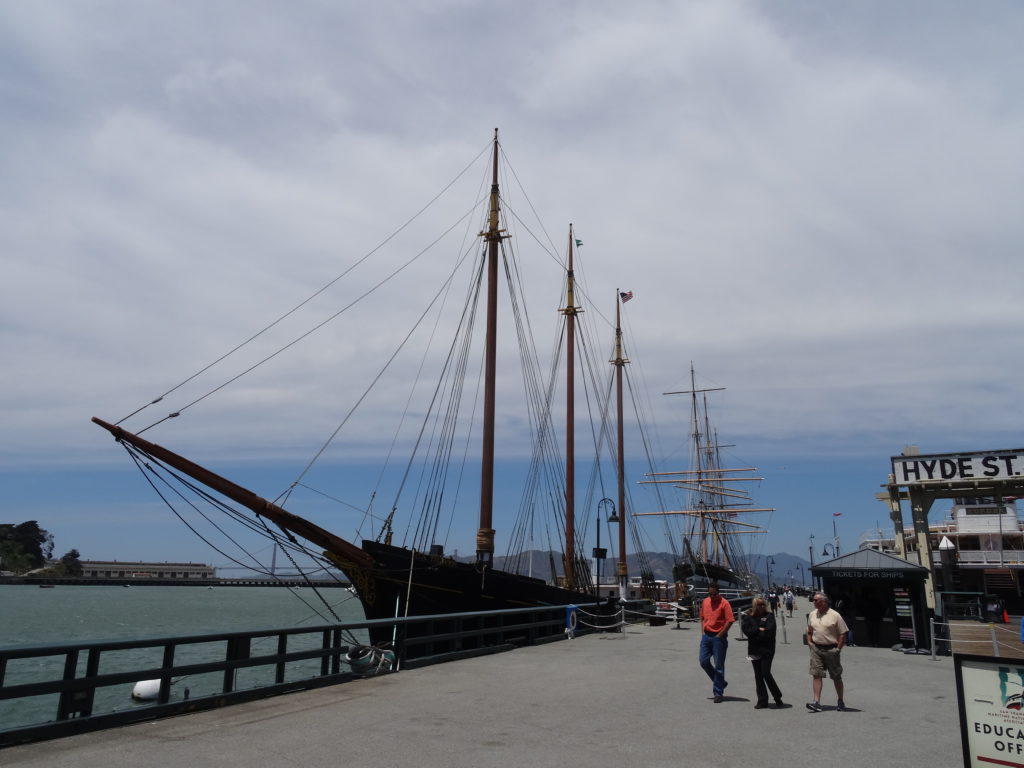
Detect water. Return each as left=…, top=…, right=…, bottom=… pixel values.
left=0, top=584, right=367, bottom=732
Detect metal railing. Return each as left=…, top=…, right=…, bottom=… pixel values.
left=929, top=617, right=1022, bottom=659
left=0, top=605, right=573, bottom=747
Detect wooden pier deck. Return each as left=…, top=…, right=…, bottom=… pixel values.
left=4, top=599, right=965, bottom=768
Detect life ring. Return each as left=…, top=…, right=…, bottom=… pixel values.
left=566, top=605, right=578, bottom=634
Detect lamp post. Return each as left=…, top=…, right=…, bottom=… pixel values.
left=832, top=515, right=841, bottom=556
left=819, top=544, right=836, bottom=592
left=765, top=556, right=775, bottom=589
left=808, top=535, right=815, bottom=589
left=594, top=498, right=613, bottom=603
left=796, top=563, right=805, bottom=587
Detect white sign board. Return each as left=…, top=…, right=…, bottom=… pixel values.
left=956, top=655, right=1024, bottom=766
left=893, top=451, right=1024, bottom=487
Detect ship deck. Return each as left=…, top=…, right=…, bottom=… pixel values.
left=4, top=598, right=968, bottom=768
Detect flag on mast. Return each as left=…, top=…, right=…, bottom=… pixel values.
left=620, top=290, right=633, bottom=303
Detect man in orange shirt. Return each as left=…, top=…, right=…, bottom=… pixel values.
left=699, top=582, right=735, bottom=703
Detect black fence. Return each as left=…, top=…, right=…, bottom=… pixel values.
left=0, top=605, right=573, bottom=747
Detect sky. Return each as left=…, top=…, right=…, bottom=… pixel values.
left=2, top=1, right=1023, bottom=572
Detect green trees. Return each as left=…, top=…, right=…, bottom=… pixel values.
left=56, top=549, right=83, bottom=577
left=0, top=522, right=84, bottom=577
left=0, top=521, right=57, bottom=573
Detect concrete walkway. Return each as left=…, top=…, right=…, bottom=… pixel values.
left=4, top=606, right=961, bottom=768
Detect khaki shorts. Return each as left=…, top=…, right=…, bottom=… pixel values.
left=809, top=644, right=843, bottom=679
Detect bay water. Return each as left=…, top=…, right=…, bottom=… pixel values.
left=0, top=584, right=367, bottom=732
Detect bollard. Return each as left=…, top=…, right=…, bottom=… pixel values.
left=991, top=623, right=1000, bottom=656
left=930, top=617, right=936, bottom=661
left=780, top=612, right=789, bottom=644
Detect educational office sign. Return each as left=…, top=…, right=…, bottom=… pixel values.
left=893, top=450, right=1024, bottom=487
left=956, top=654, right=1024, bottom=766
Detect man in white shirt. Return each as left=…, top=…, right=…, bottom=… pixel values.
left=805, top=592, right=848, bottom=712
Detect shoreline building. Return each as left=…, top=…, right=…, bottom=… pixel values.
left=80, top=561, right=216, bottom=580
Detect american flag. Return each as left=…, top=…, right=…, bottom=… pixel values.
left=620, top=290, right=633, bottom=303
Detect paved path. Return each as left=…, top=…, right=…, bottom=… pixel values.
left=4, top=602, right=963, bottom=768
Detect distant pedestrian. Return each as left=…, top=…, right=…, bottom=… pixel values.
left=784, top=588, right=795, bottom=617
left=768, top=590, right=779, bottom=615
left=741, top=596, right=784, bottom=709
left=699, top=582, right=735, bottom=703
left=806, top=592, right=849, bottom=712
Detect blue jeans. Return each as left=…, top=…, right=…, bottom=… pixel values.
left=699, top=633, right=729, bottom=696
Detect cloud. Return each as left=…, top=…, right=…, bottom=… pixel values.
left=3, top=1, right=1023, bottom=559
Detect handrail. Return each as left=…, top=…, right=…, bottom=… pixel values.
left=0, top=604, right=576, bottom=747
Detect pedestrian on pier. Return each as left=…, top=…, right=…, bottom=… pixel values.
left=741, top=596, right=784, bottom=709
left=806, top=592, right=848, bottom=712
left=699, top=582, right=735, bottom=703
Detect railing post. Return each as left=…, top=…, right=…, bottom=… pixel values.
left=320, top=629, right=331, bottom=676
left=331, top=628, right=342, bottom=675
left=159, top=643, right=175, bottom=703
left=276, top=633, right=287, bottom=684
left=223, top=636, right=251, bottom=693
left=56, top=649, right=87, bottom=721
left=930, top=618, right=936, bottom=661
left=991, top=623, right=1000, bottom=656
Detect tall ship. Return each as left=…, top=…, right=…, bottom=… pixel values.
left=92, top=132, right=648, bottom=656
left=638, top=365, right=770, bottom=598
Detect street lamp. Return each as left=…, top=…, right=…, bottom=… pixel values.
left=594, top=498, right=614, bottom=601
left=832, top=515, right=842, bottom=556
left=765, top=556, right=775, bottom=588
left=809, top=535, right=815, bottom=568
left=821, top=543, right=836, bottom=558
left=796, top=563, right=805, bottom=587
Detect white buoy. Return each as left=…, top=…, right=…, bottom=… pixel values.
left=131, top=679, right=162, bottom=700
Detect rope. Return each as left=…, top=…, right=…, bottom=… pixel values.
left=120, top=441, right=361, bottom=642
left=117, top=139, right=493, bottom=428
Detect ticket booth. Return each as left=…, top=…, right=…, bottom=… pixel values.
left=810, top=548, right=930, bottom=649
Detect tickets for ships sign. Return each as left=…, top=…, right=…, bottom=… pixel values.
left=956, top=654, right=1024, bottom=766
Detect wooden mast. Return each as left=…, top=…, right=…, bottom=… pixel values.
left=612, top=290, right=629, bottom=593
left=560, top=226, right=579, bottom=590
left=90, top=417, right=374, bottom=569
left=476, top=128, right=503, bottom=568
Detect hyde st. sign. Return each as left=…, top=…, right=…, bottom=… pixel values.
left=893, top=451, right=1024, bottom=487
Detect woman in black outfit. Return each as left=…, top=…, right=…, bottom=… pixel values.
left=741, top=596, right=784, bottom=709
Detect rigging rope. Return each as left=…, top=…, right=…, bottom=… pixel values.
left=136, top=199, right=486, bottom=436
left=121, top=441, right=360, bottom=639
left=116, top=139, right=494, bottom=428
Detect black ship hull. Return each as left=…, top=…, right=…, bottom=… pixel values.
left=341, top=540, right=618, bottom=658
left=673, top=559, right=744, bottom=587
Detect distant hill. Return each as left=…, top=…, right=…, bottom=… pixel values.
left=455, top=550, right=813, bottom=587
